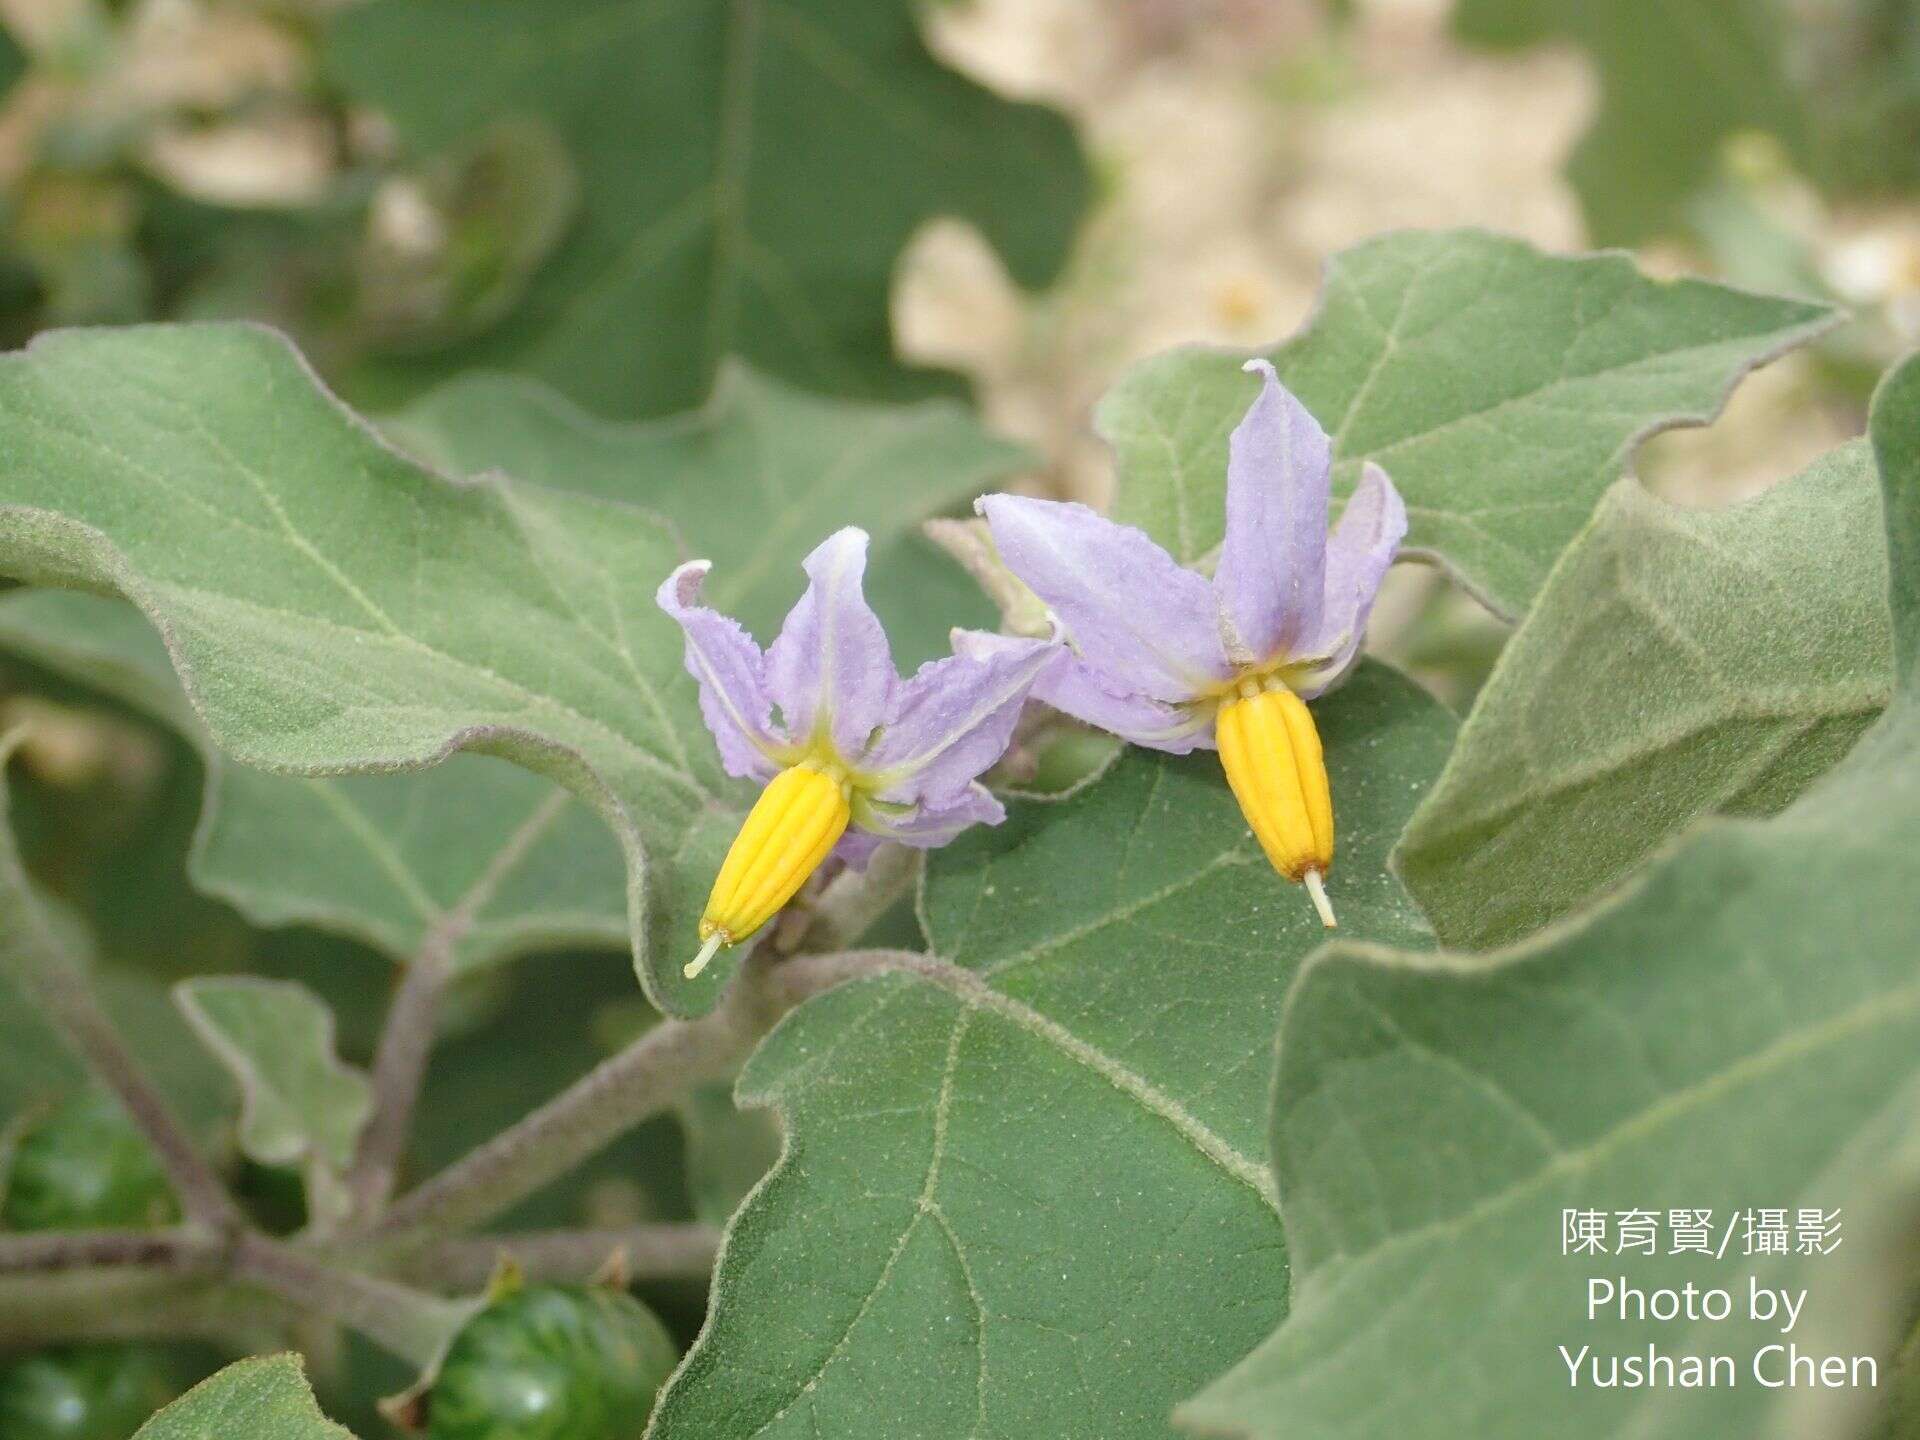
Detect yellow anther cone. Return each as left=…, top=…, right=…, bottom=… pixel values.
left=688, top=764, right=852, bottom=977
left=1215, top=683, right=1337, bottom=927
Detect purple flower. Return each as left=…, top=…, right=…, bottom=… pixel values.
left=659, top=527, right=1058, bottom=975
left=975, top=360, right=1406, bottom=926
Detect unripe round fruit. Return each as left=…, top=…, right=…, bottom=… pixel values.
left=0, top=1345, right=175, bottom=1440
left=426, top=1286, right=679, bottom=1440
left=2, top=1091, right=177, bottom=1232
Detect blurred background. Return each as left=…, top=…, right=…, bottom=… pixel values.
left=1, top=0, right=1916, bottom=1430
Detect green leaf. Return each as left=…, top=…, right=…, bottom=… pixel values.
left=1176, top=357, right=1920, bottom=1439
left=132, top=1354, right=356, bottom=1440
left=383, top=364, right=1012, bottom=666
left=1453, top=0, right=1812, bottom=245
left=649, top=661, right=1457, bottom=1439
left=0, top=323, right=742, bottom=1012
left=1396, top=442, right=1893, bottom=950
left=327, top=0, right=1090, bottom=417
left=1096, top=230, right=1834, bottom=618
left=0, top=590, right=633, bottom=973
left=173, top=978, right=372, bottom=1177
left=674, top=1082, right=781, bottom=1228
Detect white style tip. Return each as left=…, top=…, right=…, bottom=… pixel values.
left=685, top=932, right=726, bottom=980
left=1304, top=869, right=1337, bottom=929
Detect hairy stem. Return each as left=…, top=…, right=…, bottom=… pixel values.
left=0, top=1267, right=291, bottom=1348
left=400, top=1224, right=723, bottom=1290
left=367, top=950, right=892, bottom=1252
left=343, top=790, right=572, bottom=1226
left=342, top=945, right=452, bottom=1225
left=0, top=763, right=239, bottom=1230
left=0, top=1227, right=223, bottom=1275
left=231, top=1233, right=473, bottom=1369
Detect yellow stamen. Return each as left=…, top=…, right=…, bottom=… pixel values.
left=1215, top=678, right=1336, bottom=927
left=689, top=761, right=852, bottom=977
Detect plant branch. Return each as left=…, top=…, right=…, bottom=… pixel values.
left=0, top=1267, right=291, bottom=1348
left=343, top=790, right=572, bottom=1226
left=366, top=949, right=897, bottom=1252
left=231, top=1232, right=473, bottom=1369
left=0, top=774, right=240, bottom=1230
left=399, top=1224, right=723, bottom=1290
left=342, top=944, right=452, bottom=1224
left=0, top=1226, right=223, bottom=1275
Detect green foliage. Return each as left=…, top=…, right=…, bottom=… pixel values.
left=648, top=664, right=1455, bottom=1439
left=328, top=0, right=1091, bottom=417
left=1396, top=441, right=1893, bottom=949
left=0, top=1346, right=177, bottom=1440
left=130, top=1355, right=354, bottom=1440
left=1454, top=0, right=1811, bottom=244
left=1174, top=353, right=1920, bottom=1440
left=1096, top=230, right=1833, bottom=617
left=1, top=1090, right=176, bottom=1232
left=1456, top=0, right=1920, bottom=242
left=0, top=330, right=1030, bottom=1008
left=173, top=979, right=372, bottom=1182
left=0, top=590, right=631, bottom=974
left=425, top=1286, right=678, bottom=1439
left=384, top=364, right=1011, bottom=666
left=0, top=324, right=732, bottom=1012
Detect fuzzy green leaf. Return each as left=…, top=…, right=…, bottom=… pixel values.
left=1453, top=0, right=1812, bottom=244
left=328, top=0, right=1090, bottom=417
left=132, top=1355, right=356, bottom=1440
left=174, top=978, right=372, bottom=1175
left=0, top=324, right=743, bottom=1011
left=383, top=364, right=1010, bottom=666
left=1097, top=230, right=1834, bottom=618
left=1176, top=356, right=1920, bottom=1440
left=0, top=590, right=632, bottom=972
left=1396, top=443, right=1892, bottom=949
left=649, top=662, right=1457, bottom=1439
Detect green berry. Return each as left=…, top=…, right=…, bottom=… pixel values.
left=0, top=1345, right=176, bottom=1440
left=2, top=1091, right=178, bottom=1232
left=426, top=1286, right=679, bottom=1440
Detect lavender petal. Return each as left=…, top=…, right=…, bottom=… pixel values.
left=765, top=527, right=898, bottom=760
left=864, top=632, right=1061, bottom=805
left=655, top=561, right=784, bottom=780
left=1214, top=358, right=1333, bottom=665
left=978, top=494, right=1231, bottom=703
left=1294, top=461, right=1407, bottom=697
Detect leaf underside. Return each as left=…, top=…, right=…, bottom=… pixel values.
left=1396, top=440, right=1893, bottom=950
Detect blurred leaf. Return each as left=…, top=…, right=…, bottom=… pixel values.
left=0, top=590, right=632, bottom=972
left=673, top=1082, right=779, bottom=1228
left=1397, top=442, right=1892, bottom=949
left=1175, top=352, right=1920, bottom=1440
left=1097, top=231, right=1834, bottom=619
left=174, top=977, right=371, bottom=1176
left=0, top=324, right=738, bottom=1012
left=132, top=1354, right=355, bottom=1440
left=648, top=663, right=1455, bottom=1439
left=1453, top=0, right=1813, bottom=244
left=413, top=953, right=690, bottom=1230
left=327, top=0, right=1091, bottom=418
left=385, top=364, right=1012, bottom=666
left=0, top=763, right=230, bottom=1128
left=356, top=119, right=581, bottom=353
